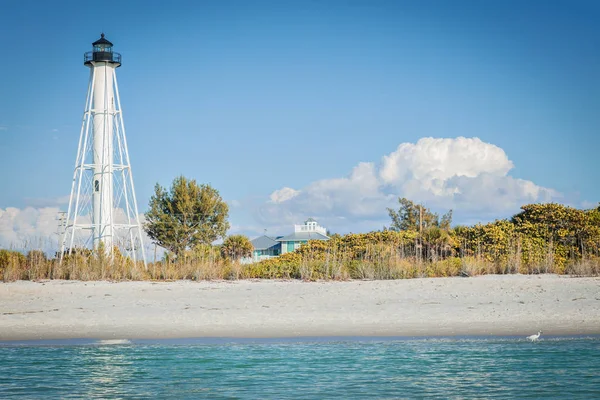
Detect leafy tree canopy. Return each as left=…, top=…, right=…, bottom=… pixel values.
left=387, top=197, right=453, bottom=232
left=144, top=176, right=230, bottom=258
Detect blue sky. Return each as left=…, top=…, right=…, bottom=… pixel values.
left=0, top=0, right=599, bottom=244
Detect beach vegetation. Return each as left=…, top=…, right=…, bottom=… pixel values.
left=144, top=176, right=230, bottom=259
left=220, top=235, right=253, bottom=262
left=388, top=197, right=453, bottom=232
left=1, top=201, right=600, bottom=282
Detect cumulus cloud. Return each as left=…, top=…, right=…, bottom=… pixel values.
left=378, top=137, right=555, bottom=211
left=0, top=207, right=61, bottom=251
left=258, top=137, right=558, bottom=231
left=380, top=137, right=513, bottom=193
left=269, top=187, right=300, bottom=203
left=0, top=206, right=154, bottom=256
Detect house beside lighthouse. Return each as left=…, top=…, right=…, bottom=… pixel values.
left=245, top=218, right=330, bottom=263
left=277, top=218, right=329, bottom=254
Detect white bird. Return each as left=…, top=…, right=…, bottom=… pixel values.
left=527, top=330, right=542, bottom=342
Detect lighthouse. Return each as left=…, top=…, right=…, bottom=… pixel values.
left=60, top=34, right=146, bottom=265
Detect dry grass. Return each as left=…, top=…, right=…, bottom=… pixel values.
left=1, top=242, right=599, bottom=283
left=564, top=257, right=600, bottom=277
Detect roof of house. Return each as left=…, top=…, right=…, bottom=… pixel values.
left=276, top=232, right=330, bottom=242
left=251, top=235, right=280, bottom=250
left=305, top=217, right=317, bottom=223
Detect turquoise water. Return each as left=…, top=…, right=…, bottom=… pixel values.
left=1, top=337, right=599, bottom=398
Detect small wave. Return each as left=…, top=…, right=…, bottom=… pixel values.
left=96, top=339, right=132, bottom=345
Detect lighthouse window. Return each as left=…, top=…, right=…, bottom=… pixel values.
left=95, top=180, right=99, bottom=192
left=94, top=45, right=111, bottom=53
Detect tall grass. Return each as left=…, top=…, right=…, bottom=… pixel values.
left=1, top=237, right=599, bottom=282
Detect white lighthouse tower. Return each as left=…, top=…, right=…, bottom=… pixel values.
left=60, top=34, right=146, bottom=265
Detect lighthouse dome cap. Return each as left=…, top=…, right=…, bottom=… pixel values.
left=92, top=33, right=113, bottom=47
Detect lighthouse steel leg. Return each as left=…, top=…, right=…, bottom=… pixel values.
left=69, top=69, right=96, bottom=254
left=63, top=68, right=96, bottom=258
left=60, top=69, right=93, bottom=261
left=113, top=104, right=136, bottom=262
left=113, top=70, right=147, bottom=268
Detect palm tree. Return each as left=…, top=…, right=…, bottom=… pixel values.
left=221, top=235, right=253, bottom=262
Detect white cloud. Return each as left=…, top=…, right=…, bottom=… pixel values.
left=269, top=187, right=300, bottom=203
left=380, top=137, right=513, bottom=194
left=258, top=137, right=559, bottom=232
left=378, top=137, right=556, bottom=209
left=228, top=199, right=241, bottom=208
left=0, top=207, right=61, bottom=251
left=0, top=206, right=155, bottom=257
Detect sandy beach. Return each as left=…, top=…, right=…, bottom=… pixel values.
left=1, top=275, right=599, bottom=340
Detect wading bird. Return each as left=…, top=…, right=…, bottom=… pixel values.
left=527, top=330, right=542, bottom=342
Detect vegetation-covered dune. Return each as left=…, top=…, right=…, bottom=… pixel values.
left=1, top=201, right=598, bottom=281
left=248, top=202, right=600, bottom=280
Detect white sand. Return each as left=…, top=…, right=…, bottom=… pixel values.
left=1, top=275, right=599, bottom=340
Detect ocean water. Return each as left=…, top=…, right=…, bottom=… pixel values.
left=1, top=337, right=599, bottom=399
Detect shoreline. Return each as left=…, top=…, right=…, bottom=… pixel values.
left=3, top=334, right=600, bottom=347
left=1, top=275, right=599, bottom=341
